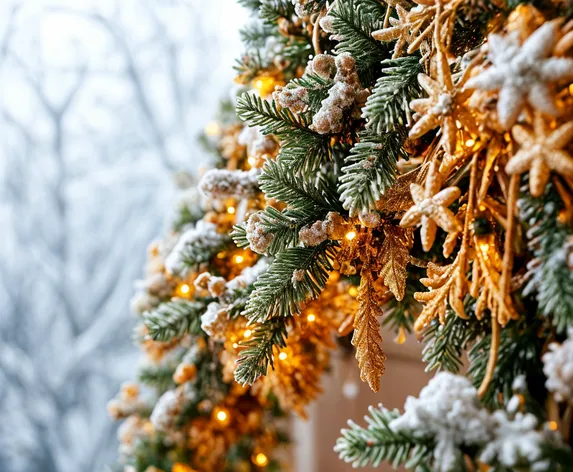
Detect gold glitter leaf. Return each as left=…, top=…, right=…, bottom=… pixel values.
left=379, top=225, right=413, bottom=301
left=352, top=269, right=386, bottom=392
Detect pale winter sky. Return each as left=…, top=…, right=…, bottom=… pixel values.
left=0, top=1, right=247, bottom=471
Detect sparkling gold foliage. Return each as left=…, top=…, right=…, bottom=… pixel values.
left=379, top=225, right=413, bottom=301
left=352, top=267, right=387, bottom=392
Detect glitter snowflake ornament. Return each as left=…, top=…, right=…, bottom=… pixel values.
left=507, top=113, right=573, bottom=197
left=543, top=329, right=573, bottom=403
left=466, top=20, right=573, bottom=129
left=400, top=161, right=461, bottom=251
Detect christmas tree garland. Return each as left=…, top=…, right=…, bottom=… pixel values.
left=111, top=0, right=573, bottom=470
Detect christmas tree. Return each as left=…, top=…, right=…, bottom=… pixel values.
left=110, top=0, right=573, bottom=470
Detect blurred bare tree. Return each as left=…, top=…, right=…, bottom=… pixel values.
left=0, top=1, right=245, bottom=470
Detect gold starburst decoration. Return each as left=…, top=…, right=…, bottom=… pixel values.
left=400, top=161, right=462, bottom=251
left=507, top=113, right=573, bottom=197
left=372, top=0, right=458, bottom=58
left=408, top=27, right=476, bottom=155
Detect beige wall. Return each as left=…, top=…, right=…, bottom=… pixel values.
left=293, top=329, right=432, bottom=471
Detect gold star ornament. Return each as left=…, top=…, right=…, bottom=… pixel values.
left=400, top=161, right=462, bottom=251
left=507, top=114, right=573, bottom=197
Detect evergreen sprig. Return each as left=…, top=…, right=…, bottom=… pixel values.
left=234, top=319, right=288, bottom=385
left=240, top=22, right=275, bottom=48
left=468, top=318, right=546, bottom=408
left=421, top=310, right=484, bottom=373
left=233, top=160, right=342, bottom=255
left=236, top=93, right=331, bottom=173
left=329, top=0, right=388, bottom=80
left=243, top=243, right=335, bottom=322
left=259, top=158, right=341, bottom=211
left=139, top=364, right=177, bottom=391
left=335, top=405, right=433, bottom=470
left=288, top=72, right=333, bottom=112
left=363, top=56, right=422, bottom=134
left=143, top=299, right=206, bottom=342
left=259, top=0, right=295, bottom=24
left=381, top=283, right=421, bottom=334
left=339, top=130, right=406, bottom=215
left=237, top=0, right=262, bottom=11
left=176, top=235, right=230, bottom=272
left=520, top=183, right=573, bottom=334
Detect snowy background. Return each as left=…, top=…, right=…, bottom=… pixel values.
left=0, top=1, right=246, bottom=470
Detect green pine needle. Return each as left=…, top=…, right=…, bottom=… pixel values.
left=339, top=130, right=406, bottom=216
left=468, top=318, right=545, bottom=409
left=363, top=56, right=422, bottom=134
left=335, top=405, right=433, bottom=469
left=243, top=243, right=335, bottom=323
left=143, top=299, right=206, bottom=342
left=421, top=309, right=485, bottom=373
left=520, top=183, right=573, bottom=334
left=234, top=319, right=289, bottom=385
left=139, top=364, right=177, bottom=391
left=236, top=93, right=331, bottom=174
left=329, top=0, right=388, bottom=79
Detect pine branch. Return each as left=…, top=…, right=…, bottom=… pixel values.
left=234, top=319, right=288, bottom=385
left=468, top=318, right=546, bottom=408
left=143, top=299, right=206, bottom=342
left=329, top=0, right=388, bottom=79
left=170, top=203, right=203, bottom=233
left=259, top=158, right=340, bottom=210
left=339, top=130, right=406, bottom=216
left=280, top=37, right=314, bottom=77
left=240, top=22, right=275, bottom=48
left=363, top=56, right=422, bottom=134
left=259, top=0, right=295, bottom=24
left=237, top=0, right=262, bottom=11
left=520, top=182, right=573, bottom=334
left=242, top=160, right=342, bottom=254
left=335, top=405, right=433, bottom=469
left=234, top=50, right=266, bottom=82
left=236, top=93, right=331, bottom=174
left=381, top=283, right=421, bottom=334
left=170, top=228, right=230, bottom=273
left=231, top=223, right=250, bottom=249
left=421, top=309, right=484, bottom=373
left=277, top=131, right=331, bottom=174
left=138, top=364, right=176, bottom=391
left=255, top=206, right=321, bottom=255
left=243, top=243, right=335, bottom=322
left=288, top=72, right=333, bottom=113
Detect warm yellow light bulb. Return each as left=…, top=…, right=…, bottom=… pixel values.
left=213, top=407, right=231, bottom=426
left=204, top=121, right=221, bottom=137
left=227, top=206, right=236, bottom=215
left=278, top=352, right=288, bottom=361
left=548, top=420, right=558, bottom=431
left=348, top=287, right=358, bottom=297
left=253, top=76, right=276, bottom=96
left=247, top=156, right=256, bottom=167
left=394, top=326, right=407, bottom=345
left=307, top=313, right=316, bottom=322
left=252, top=452, right=269, bottom=467
left=345, top=231, right=357, bottom=241
left=232, top=342, right=239, bottom=349
left=172, top=463, right=197, bottom=472
left=234, top=255, right=244, bottom=264
left=465, top=139, right=475, bottom=147
left=244, top=329, right=252, bottom=338
left=179, top=284, right=190, bottom=294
